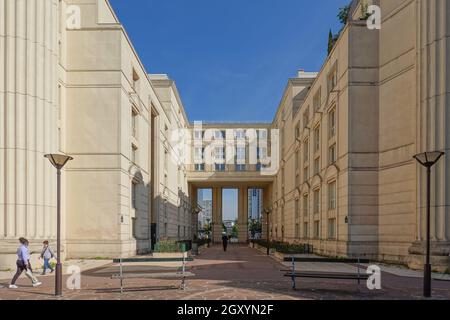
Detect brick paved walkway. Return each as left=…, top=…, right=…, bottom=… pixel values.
left=1, top=245, right=449, bottom=300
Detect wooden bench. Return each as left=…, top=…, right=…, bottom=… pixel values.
left=111, top=256, right=195, bottom=293
left=282, top=257, right=371, bottom=290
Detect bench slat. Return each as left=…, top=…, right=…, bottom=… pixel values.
left=283, top=272, right=370, bottom=280
left=283, top=258, right=371, bottom=263
left=113, top=258, right=193, bottom=263
left=112, top=272, right=195, bottom=279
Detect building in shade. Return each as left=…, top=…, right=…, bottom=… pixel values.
left=248, top=189, right=263, bottom=221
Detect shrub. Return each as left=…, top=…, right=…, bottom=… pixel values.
left=154, top=240, right=181, bottom=253
left=251, top=239, right=313, bottom=254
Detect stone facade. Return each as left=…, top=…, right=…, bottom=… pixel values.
left=0, top=0, right=449, bottom=271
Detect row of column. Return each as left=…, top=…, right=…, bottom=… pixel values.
left=0, top=0, right=59, bottom=240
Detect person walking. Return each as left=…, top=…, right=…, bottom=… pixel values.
left=40, top=240, right=55, bottom=275
left=222, top=232, right=229, bottom=252
left=9, top=238, right=42, bottom=289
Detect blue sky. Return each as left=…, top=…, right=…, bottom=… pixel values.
left=109, top=0, right=348, bottom=122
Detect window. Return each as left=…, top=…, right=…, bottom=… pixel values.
left=215, top=147, right=225, bottom=161
left=329, top=144, right=337, bottom=164
left=313, top=189, right=320, bottom=214
left=194, top=130, right=203, bottom=140
left=329, top=108, right=336, bottom=138
left=132, top=109, right=138, bottom=138
left=215, top=164, right=225, bottom=171
left=303, top=140, right=309, bottom=163
left=131, top=182, right=138, bottom=209
left=295, top=199, right=300, bottom=220
left=314, top=221, right=320, bottom=239
left=194, top=147, right=203, bottom=162
left=303, top=222, right=309, bottom=238
left=235, top=164, right=246, bottom=171
left=295, top=223, right=299, bottom=238
left=258, top=129, right=268, bottom=140
left=295, top=123, right=301, bottom=139
left=303, top=108, right=310, bottom=129
left=314, top=158, right=320, bottom=175
left=303, top=194, right=309, bottom=216
left=303, top=166, right=309, bottom=182
left=327, top=63, right=338, bottom=94
left=235, top=130, right=245, bottom=139
left=132, top=144, right=138, bottom=163
left=314, top=126, right=320, bottom=152
left=328, top=181, right=337, bottom=210
left=328, top=218, right=336, bottom=239
left=258, top=147, right=267, bottom=160
left=313, top=88, right=321, bottom=111
left=214, top=130, right=225, bottom=140
left=177, top=226, right=180, bottom=239
left=164, top=223, right=168, bottom=237
left=195, top=164, right=205, bottom=171
left=236, top=147, right=246, bottom=162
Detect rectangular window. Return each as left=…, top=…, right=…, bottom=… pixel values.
left=258, top=129, right=268, bottom=140
left=314, top=126, right=320, bottom=152
left=314, top=221, right=320, bottom=239
left=313, top=189, right=320, bottom=214
left=236, top=147, right=246, bottom=161
left=295, top=123, right=301, bottom=139
left=195, top=164, right=205, bottom=171
left=132, top=109, right=138, bottom=138
left=329, top=108, right=336, bottom=138
left=314, top=158, right=320, bottom=175
left=295, top=223, right=299, bottom=238
left=303, top=166, right=309, bottom=182
left=303, top=194, right=309, bottom=216
left=215, top=130, right=225, bottom=139
left=235, top=130, right=245, bottom=139
left=329, top=144, right=337, bottom=164
left=328, top=218, right=336, bottom=239
left=215, top=164, right=225, bottom=172
left=327, top=63, right=338, bottom=94
left=303, top=108, right=310, bottom=129
left=303, top=222, right=309, bottom=238
left=328, top=181, right=337, bottom=210
left=215, top=147, right=225, bottom=161
left=132, top=145, right=138, bottom=163
left=194, top=130, right=203, bottom=140
left=235, top=164, right=246, bottom=171
left=313, top=88, right=321, bottom=111
left=303, top=140, right=309, bottom=163
left=194, top=147, right=203, bottom=161
left=132, top=182, right=138, bottom=209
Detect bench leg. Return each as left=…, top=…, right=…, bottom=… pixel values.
left=180, top=277, right=186, bottom=290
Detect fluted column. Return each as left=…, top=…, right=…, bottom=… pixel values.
left=0, top=0, right=58, bottom=245
left=417, top=0, right=450, bottom=242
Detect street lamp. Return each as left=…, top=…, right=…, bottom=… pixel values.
left=264, top=208, right=272, bottom=255
left=44, top=154, right=73, bottom=296
left=413, top=151, right=445, bottom=298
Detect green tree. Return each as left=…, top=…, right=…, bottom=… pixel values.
left=337, top=4, right=351, bottom=26
left=328, top=29, right=334, bottom=55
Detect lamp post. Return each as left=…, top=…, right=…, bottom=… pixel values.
left=413, top=151, right=445, bottom=298
left=44, top=154, right=73, bottom=296
left=264, top=208, right=272, bottom=255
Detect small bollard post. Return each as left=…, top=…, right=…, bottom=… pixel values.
left=291, top=257, right=296, bottom=290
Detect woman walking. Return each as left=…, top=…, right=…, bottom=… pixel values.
left=40, top=240, right=55, bottom=275
left=9, top=238, right=42, bottom=289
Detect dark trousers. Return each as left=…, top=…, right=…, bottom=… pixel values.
left=223, top=242, right=228, bottom=252
left=11, top=260, right=27, bottom=285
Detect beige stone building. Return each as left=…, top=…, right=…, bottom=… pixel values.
left=0, top=0, right=449, bottom=271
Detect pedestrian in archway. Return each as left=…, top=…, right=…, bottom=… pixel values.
left=222, top=232, right=229, bottom=252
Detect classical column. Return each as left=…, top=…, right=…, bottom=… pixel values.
left=414, top=0, right=450, bottom=262
left=0, top=0, right=58, bottom=267
left=237, top=187, right=248, bottom=243
left=212, top=187, right=222, bottom=243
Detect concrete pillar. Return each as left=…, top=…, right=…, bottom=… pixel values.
left=238, top=187, right=248, bottom=243
left=212, top=187, right=222, bottom=243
